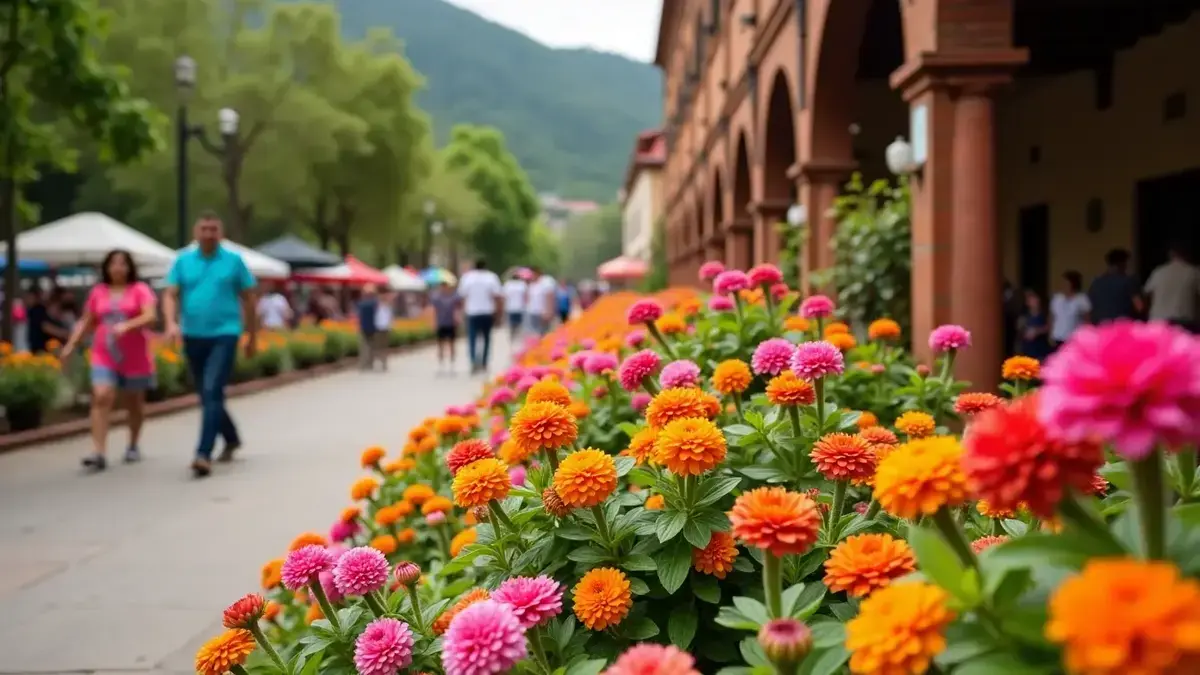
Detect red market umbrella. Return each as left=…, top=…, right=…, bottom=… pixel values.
left=597, top=256, right=648, bottom=281
left=291, top=255, right=389, bottom=286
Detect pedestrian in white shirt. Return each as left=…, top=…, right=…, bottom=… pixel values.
left=502, top=274, right=528, bottom=340
left=456, top=258, right=503, bottom=373
left=256, top=285, right=293, bottom=330
left=1145, top=243, right=1200, bottom=331
left=1050, top=270, right=1091, bottom=346
left=372, top=291, right=395, bottom=371
left=525, top=267, right=557, bottom=336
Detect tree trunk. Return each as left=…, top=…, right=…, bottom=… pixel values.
left=1, top=175, right=16, bottom=343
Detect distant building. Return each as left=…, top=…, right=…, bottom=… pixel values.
left=540, top=194, right=600, bottom=238
left=620, top=129, right=666, bottom=262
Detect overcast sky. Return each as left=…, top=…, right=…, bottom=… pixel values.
left=442, top=0, right=664, bottom=62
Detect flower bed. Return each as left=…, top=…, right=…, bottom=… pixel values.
left=205, top=263, right=1200, bottom=675
left=0, top=319, right=434, bottom=434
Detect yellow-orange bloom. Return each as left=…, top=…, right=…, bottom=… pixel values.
left=855, top=411, right=879, bottom=430
left=783, top=316, right=810, bottom=333
left=1048, top=558, right=1200, bottom=675
left=498, top=437, right=534, bottom=465
left=823, top=533, right=916, bottom=598
left=573, top=567, right=633, bottom=631
left=369, top=535, right=398, bottom=555
left=288, top=532, right=328, bottom=551
left=824, top=321, right=851, bottom=336
left=568, top=400, right=591, bottom=419
left=450, top=527, right=477, bottom=557
left=422, top=495, right=454, bottom=516
left=846, top=582, right=955, bottom=675
left=554, top=449, right=618, bottom=508
left=693, top=531, right=739, bottom=579
left=195, top=630, right=256, bottom=675
left=403, top=484, right=435, bottom=505
left=655, top=313, right=687, bottom=335
left=510, top=401, right=579, bottom=454
left=975, top=500, right=1016, bottom=519
left=260, top=558, right=283, bottom=589
left=654, top=417, right=727, bottom=476
left=894, top=411, right=936, bottom=439
left=408, top=426, right=431, bottom=443
left=729, top=487, right=822, bottom=557
left=526, top=379, right=572, bottom=408
left=712, top=359, right=753, bottom=395
left=766, top=371, right=815, bottom=407
left=873, top=436, right=969, bottom=519
left=645, top=387, right=719, bottom=429
left=436, top=415, right=469, bottom=437
left=416, top=435, right=439, bottom=454
left=360, top=445, right=386, bottom=468
left=340, top=506, right=361, bottom=523
left=827, top=332, right=857, bottom=351
left=374, top=504, right=404, bottom=527
left=1001, top=355, right=1040, bottom=381
left=645, top=494, right=665, bottom=510
left=621, top=426, right=658, bottom=466
left=305, top=602, right=323, bottom=624
left=350, top=476, right=379, bottom=501
left=382, top=457, right=417, bottom=474
left=811, top=433, right=878, bottom=484
left=867, top=318, right=902, bottom=341
left=453, top=457, right=512, bottom=508
left=433, top=588, right=490, bottom=635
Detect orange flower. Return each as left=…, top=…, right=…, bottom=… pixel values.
left=783, top=316, right=810, bottom=333
left=867, top=318, right=902, bottom=341
left=416, top=435, right=439, bottom=454
left=453, top=457, right=512, bottom=508
left=811, top=433, right=877, bottom=484
left=499, top=437, right=535, bottom=465
left=450, top=527, right=477, bottom=556
left=260, top=558, right=284, bottom=589
left=433, top=588, right=491, bottom=635
left=954, top=392, right=1004, bottom=417
left=1001, top=355, right=1040, bottom=381
left=645, top=494, right=665, bottom=510
left=858, top=426, right=899, bottom=451
left=350, top=476, right=379, bottom=501
left=369, top=534, right=399, bottom=555
left=621, top=426, right=659, bottom=466
left=194, top=629, right=256, bottom=675
left=262, top=601, right=281, bottom=622
left=645, top=387, right=719, bottom=429
left=975, top=500, right=1015, bottom=519
left=827, top=332, right=857, bottom=351
left=222, top=593, right=266, bottom=629
left=823, top=534, right=915, bottom=598
left=408, top=426, right=431, bottom=443
left=655, top=313, right=687, bottom=335
left=855, top=411, right=879, bottom=430
left=1047, top=559, right=1200, bottom=675
left=765, top=371, right=815, bottom=407
left=846, top=582, right=955, bottom=675
left=403, top=484, right=435, bottom=505
left=374, top=504, right=403, bottom=527
left=573, top=567, right=633, bottom=630
left=693, top=531, right=739, bottom=579
left=568, top=400, right=591, bottom=419
left=305, top=602, right=324, bottom=624
left=385, top=457, right=417, bottom=474
left=554, top=449, right=618, bottom=508
left=894, top=411, right=936, bottom=439
left=436, top=415, right=469, bottom=437
left=711, top=359, right=753, bottom=395
left=288, top=532, right=328, bottom=551
left=339, top=506, right=361, bottom=523
left=526, top=379, right=572, bottom=408
left=873, top=437, right=969, bottom=519
left=824, top=321, right=851, bottom=336
left=970, top=535, right=1007, bottom=553
left=509, top=401, right=579, bottom=454
left=728, top=487, right=822, bottom=557
left=360, top=445, right=386, bottom=468
left=653, top=417, right=727, bottom=476
left=422, top=495, right=454, bottom=516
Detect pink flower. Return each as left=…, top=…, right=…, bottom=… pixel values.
left=928, top=324, right=972, bottom=353
left=329, top=518, right=360, bottom=543
left=491, top=575, right=564, bottom=629
left=580, top=338, right=597, bottom=348
left=1039, top=321, right=1200, bottom=460
left=584, top=351, right=619, bottom=375
left=660, top=360, right=701, bottom=389
left=593, top=385, right=609, bottom=399
left=752, top=338, right=796, bottom=376
left=490, top=429, right=510, bottom=446
left=568, top=350, right=593, bottom=370
left=708, top=295, right=734, bottom=312
left=605, top=644, right=700, bottom=675
left=319, top=569, right=344, bottom=604
left=333, top=546, right=390, bottom=597
left=502, top=367, right=526, bottom=385
left=799, top=295, right=835, bottom=319
left=625, top=329, right=648, bottom=348
left=713, top=270, right=751, bottom=296
left=354, top=617, right=415, bottom=675
left=530, top=366, right=552, bottom=378
left=281, top=545, right=334, bottom=591
left=748, top=263, right=783, bottom=287
left=791, top=341, right=845, bottom=379
left=631, top=393, right=652, bottom=411
left=627, top=299, right=665, bottom=325
left=426, top=511, right=447, bottom=526
left=516, top=375, right=539, bottom=393
left=618, top=350, right=662, bottom=392
left=442, top=601, right=527, bottom=675
left=486, top=386, right=516, bottom=408
left=550, top=346, right=566, bottom=360
left=770, top=283, right=790, bottom=301
left=699, top=260, right=726, bottom=281
left=509, top=465, right=527, bottom=486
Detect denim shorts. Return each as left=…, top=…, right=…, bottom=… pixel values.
left=91, top=365, right=155, bottom=391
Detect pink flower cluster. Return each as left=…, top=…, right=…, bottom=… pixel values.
left=584, top=351, right=619, bottom=376
left=709, top=295, right=734, bottom=312
left=486, top=386, right=516, bottom=408
left=355, top=617, right=415, bottom=675
left=625, top=328, right=647, bottom=348
left=626, top=299, right=665, bottom=325
left=442, top=601, right=527, bottom=675
left=752, top=338, right=796, bottom=376
left=281, top=545, right=334, bottom=591
left=698, top=260, right=726, bottom=281
left=799, top=294, right=835, bottom=319
left=791, top=341, right=845, bottom=379
left=928, top=324, right=972, bottom=353
left=605, top=644, right=700, bottom=675
left=618, top=350, right=662, bottom=392
left=713, top=269, right=751, bottom=296
left=660, top=360, right=701, bottom=388
left=748, top=263, right=783, bottom=287
left=333, top=547, right=390, bottom=597
left=490, top=575, right=564, bottom=629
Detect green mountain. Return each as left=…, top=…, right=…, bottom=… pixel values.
left=330, top=0, right=663, bottom=201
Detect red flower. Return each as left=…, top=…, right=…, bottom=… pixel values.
left=446, top=439, right=495, bottom=476
left=962, top=395, right=1103, bottom=518
left=222, top=593, right=266, bottom=629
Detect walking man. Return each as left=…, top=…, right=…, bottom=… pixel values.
left=163, top=212, right=257, bottom=478
left=356, top=284, right=380, bottom=370
left=1144, top=242, right=1200, bottom=332
left=457, top=258, right=503, bottom=374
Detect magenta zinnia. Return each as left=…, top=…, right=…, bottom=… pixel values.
left=791, top=341, right=845, bottom=379
left=660, top=359, right=701, bottom=389
left=618, top=350, right=662, bottom=392
left=281, top=545, right=334, bottom=591
left=752, top=338, right=796, bottom=376
left=442, top=601, right=527, bottom=675
left=490, top=575, right=564, bottom=629
left=354, top=617, right=415, bottom=675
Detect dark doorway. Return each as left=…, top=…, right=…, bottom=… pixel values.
left=1135, top=168, right=1200, bottom=279
left=1018, top=204, right=1050, bottom=297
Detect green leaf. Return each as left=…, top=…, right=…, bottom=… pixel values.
left=618, top=422, right=641, bottom=437
left=694, top=476, right=743, bottom=507
left=657, top=536, right=692, bottom=593
left=555, top=524, right=595, bottom=541
left=985, top=533, right=1106, bottom=572
left=568, top=545, right=611, bottom=564
left=780, top=583, right=807, bottom=617
left=629, top=577, right=651, bottom=595
left=682, top=519, right=713, bottom=549
left=439, top=544, right=486, bottom=575
left=668, top=604, right=699, bottom=649
left=622, top=554, right=657, bottom=572
left=798, top=645, right=850, bottom=675
left=808, top=618, right=845, bottom=649
left=692, top=574, right=722, bottom=603
left=936, top=623, right=999, bottom=666
left=297, top=649, right=324, bottom=675
left=908, top=525, right=967, bottom=599
left=563, top=658, right=607, bottom=675
left=738, top=466, right=790, bottom=482
left=732, top=596, right=770, bottom=627
left=953, top=652, right=1057, bottom=675
left=614, top=456, right=637, bottom=477
left=714, top=606, right=757, bottom=631
left=739, top=637, right=770, bottom=667
left=625, top=616, right=660, bottom=640
left=985, top=567, right=1033, bottom=610
left=655, top=510, right=688, bottom=542
left=723, top=424, right=756, bottom=436
left=789, top=584, right=827, bottom=620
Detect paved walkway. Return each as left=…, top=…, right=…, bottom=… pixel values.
left=0, top=339, right=507, bottom=674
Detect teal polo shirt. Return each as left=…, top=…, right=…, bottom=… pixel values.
left=166, top=245, right=257, bottom=338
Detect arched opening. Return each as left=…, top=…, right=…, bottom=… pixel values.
left=763, top=72, right=798, bottom=263
left=710, top=169, right=726, bottom=261
left=732, top=133, right=754, bottom=269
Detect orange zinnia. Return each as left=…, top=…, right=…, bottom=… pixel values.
left=339, top=506, right=361, bottom=523
left=568, top=400, right=591, bottom=419
left=873, top=436, right=969, bottom=519
left=422, top=495, right=454, bottom=516
left=433, top=588, right=491, bottom=635
left=894, top=411, right=936, bottom=439
left=1047, top=558, right=1200, bottom=675
left=526, top=379, right=572, bottom=408
left=452, top=457, right=512, bottom=508
left=621, top=426, right=659, bottom=466
left=693, top=531, right=739, bottom=579
left=305, top=602, right=324, bottom=624
left=766, top=371, right=815, bottom=407
left=823, top=533, right=915, bottom=598
left=509, top=401, right=579, bottom=454
left=655, top=313, right=687, bottom=335
left=811, top=433, right=877, bottom=484
left=1001, top=355, right=1040, bottom=381
left=403, top=484, right=435, bottom=505
left=645, top=387, right=719, bottom=429
left=867, top=318, right=901, bottom=341
left=350, top=476, right=379, bottom=501
left=408, top=426, right=431, bottom=443
left=644, top=494, right=665, bottom=510
left=374, top=504, right=403, bottom=526
left=194, top=629, right=256, bottom=675
left=369, top=534, right=398, bottom=555
left=711, top=359, right=753, bottom=395
left=499, top=437, right=535, bottom=465
left=827, top=332, right=857, bottom=352
left=783, top=316, right=810, bottom=333
left=360, top=445, right=386, bottom=468
left=450, top=527, right=477, bottom=556
left=416, top=435, right=439, bottom=454
left=383, top=457, right=415, bottom=474
left=288, top=532, right=328, bottom=551
left=436, top=415, right=469, bottom=437
left=846, top=582, right=954, bottom=675
left=728, top=487, right=821, bottom=557
left=858, top=427, right=899, bottom=457
left=573, top=567, right=633, bottom=630
left=855, top=411, right=879, bottom=430
left=824, top=321, right=851, bottom=336
left=653, top=417, right=727, bottom=476
left=260, top=558, right=284, bottom=589
left=554, top=449, right=618, bottom=508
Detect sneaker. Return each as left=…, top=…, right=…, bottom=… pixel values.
left=217, top=442, right=241, bottom=463
left=81, top=454, right=107, bottom=473
left=191, top=458, right=212, bottom=478
left=123, top=446, right=142, bottom=463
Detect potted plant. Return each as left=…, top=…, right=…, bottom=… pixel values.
left=0, top=352, right=63, bottom=432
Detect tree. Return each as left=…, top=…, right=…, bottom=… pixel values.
left=1, top=0, right=161, bottom=340
left=404, top=151, right=486, bottom=267
left=526, top=220, right=561, bottom=276
left=558, top=202, right=623, bottom=280
left=641, top=217, right=668, bottom=292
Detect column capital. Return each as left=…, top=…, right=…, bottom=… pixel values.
left=724, top=219, right=753, bottom=235
left=748, top=198, right=791, bottom=215
left=789, top=160, right=857, bottom=184
left=890, top=49, right=1028, bottom=102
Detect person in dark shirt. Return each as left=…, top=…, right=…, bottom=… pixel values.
left=26, top=288, right=67, bottom=353
left=1018, top=288, right=1053, bottom=360
left=430, top=281, right=461, bottom=374
left=1088, top=248, right=1142, bottom=324
left=356, top=284, right=380, bottom=371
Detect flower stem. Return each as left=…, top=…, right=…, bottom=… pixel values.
left=1057, top=492, right=1121, bottom=552
left=828, top=480, right=848, bottom=535
left=642, top=377, right=660, bottom=397
left=646, top=323, right=678, bottom=360
left=1178, top=449, right=1196, bottom=502
left=248, top=623, right=288, bottom=674
left=543, top=447, right=560, bottom=473
left=406, top=586, right=426, bottom=632
left=865, top=500, right=881, bottom=520
left=763, top=552, right=784, bottom=619
left=363, top=591, right=388, bottom=618
left=733, top=392, right=745, bottom=422
left=590, top=504, right=613, bottom=551
left=309, top=581, right=341, bottom=632
left=434, top=525, right=453, bottom=561
left=231, top=665, right=250, bottom=675
left=814, top=379, right=826, bottom=434
left=528, top=627, right=554, bottom=674
left=932, top=506, right=979, bottom=571
left=489, top=500, right=518, bottom=534
left=787, top=406, right=802, bottom=439
left=1131, top=450, right=1167, bottom=560
left=991, top=518, right=1005, bottom=537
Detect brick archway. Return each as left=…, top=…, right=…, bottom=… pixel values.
left=709, top=168, right=726, bottom=263
left=760, top=70, right=798, bottom=263
left=729, top=132, right=754, bottom=269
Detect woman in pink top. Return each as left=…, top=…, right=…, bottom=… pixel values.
left=61, top=250, right=158, bottom=472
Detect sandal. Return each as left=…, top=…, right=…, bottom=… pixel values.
left=81, top=454, right=107, bottom=473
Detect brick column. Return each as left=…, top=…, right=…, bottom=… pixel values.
left=725, top=221, right=753, bottom=270
left=797, top=162, right=854, bottom=293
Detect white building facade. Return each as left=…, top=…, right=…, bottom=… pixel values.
left=620, top=130, right=665, bottom=262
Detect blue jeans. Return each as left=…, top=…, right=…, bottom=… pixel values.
left=183, top=335, right=240, bottom=460
left=465, top=314, right=494, bottom=369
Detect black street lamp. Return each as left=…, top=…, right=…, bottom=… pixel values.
left=174, top=55, right=240, bottom=247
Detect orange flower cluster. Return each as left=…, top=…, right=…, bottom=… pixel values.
left=846, top=582, right=955, bottom=675
left=553, top=449, right=618, bottom=508
left=645, top=388, right=719, bottom=429
left=766, top=371, right=815, bottom=407
left=729, top=487, right=822, bottom=557
left=573, top=567, right=633, bottom=630
left=654, top=417, right=727, bottom=476
left=692, top=531, right=739, bottom=579
left=509, top=401, right=579, bottom=454
left=711, top=359, right=752, bottom=395
left=873, top=437, right=969, bottom=519
left=811, top=433, right=878, bottom=484
left=823, top=534, right=915, bottom=598
left=451, top=457, right=511, bottom=508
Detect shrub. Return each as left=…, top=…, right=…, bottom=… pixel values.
left=0, top=350, right=62, bottom=428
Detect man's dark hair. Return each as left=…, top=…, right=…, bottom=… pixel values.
left=474, top=258, right=487, bottom=270
left=1104, top=248, right=1130, bottom=267
left=1168, top=241, right=1190, bottom=261
left=196, top=209, right=221, bottom=222
left=100, top=249, right=140, bottom=285
left=1063, top=270, right=1083, bottom=292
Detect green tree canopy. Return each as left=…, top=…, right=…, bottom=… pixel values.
left=559, top=202, right=623, bottom=281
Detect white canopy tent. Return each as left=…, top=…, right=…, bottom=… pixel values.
left=383, top=265, right=426, bottom=292
left=151, top=241, right=290, bottom=280
left=0, top=212, right=177, bottom=269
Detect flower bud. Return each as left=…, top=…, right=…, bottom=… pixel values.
left=393, top=561, right=421, bottom=587
left=542, top=487, right=571, bottom=518
left=916, top=364, right=932, bottom=377
left=222, top=593, right=266, bottom=629
left=758, top=618, right=812, bottom=666
left=472, top=505, right=491, bottom=523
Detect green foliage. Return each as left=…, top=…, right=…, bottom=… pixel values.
left=641, top=217, right=668, bottom=292
left=559, top=202, right=623, bottom=281
left=526, top=219, right=562, bottom=277
left=776, top=222, right=805, bottom=291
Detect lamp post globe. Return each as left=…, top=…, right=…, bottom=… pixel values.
left=218, top=107, right=239, bottom=136
left=786, top=203, right=807, bottom=227
left=424, top=199, right=436, bottom=216
left=885, top=136, right=915, bottom=176
left=174, top=55, right=196, bottom=89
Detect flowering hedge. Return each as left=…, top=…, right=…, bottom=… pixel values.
left=202, top=261, right=1200, bottom=675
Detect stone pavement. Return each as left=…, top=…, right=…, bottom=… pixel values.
left=0, top=339, right=508, bottom=674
